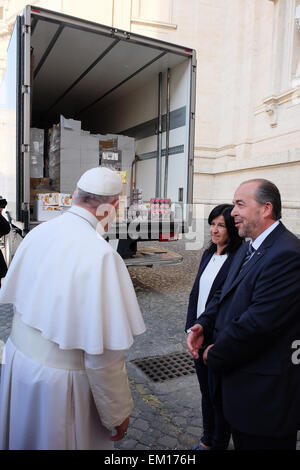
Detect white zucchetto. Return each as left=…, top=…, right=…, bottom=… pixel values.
left=77, top=167, right=122, bottom=196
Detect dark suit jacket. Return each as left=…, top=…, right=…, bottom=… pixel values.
left=185, top=249, right=236, bottom=332
left=0, top=213, right=10, bottom=278
left=197, top=222, right=300, bottom=437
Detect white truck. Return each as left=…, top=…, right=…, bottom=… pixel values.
left=0, top=5, right=196, bottom=268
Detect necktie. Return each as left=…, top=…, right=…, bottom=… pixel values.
left=240, top=243, right=256, bottom=271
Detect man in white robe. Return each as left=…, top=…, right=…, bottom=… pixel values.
left=0, top=167, right=146, bottom=450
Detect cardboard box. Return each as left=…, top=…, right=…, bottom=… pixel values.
left=30, top=178, right=51, bottom=206
left=60, top=131, right=81, bottom=150
left=37, top=192, right=59, bottom=206
left=99, top=139, right=117, bottom=150
left=58, top=193, right=72, bottom=207
left=33, top=191, right=72, bottom=221
left=33, top=199, right=62, bottom=221
left=60, top=115, right=81, bottom=133
left=81, top=134, right=99, bottom=151
left=80, top=150, right=99, bottom=167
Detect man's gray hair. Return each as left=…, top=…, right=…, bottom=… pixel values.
left=241, top=178, right=282, bottom=220
left=73, top=188, right=119, bottom=210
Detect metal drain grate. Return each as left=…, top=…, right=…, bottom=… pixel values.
left=131, top=351, right=195, bottom=383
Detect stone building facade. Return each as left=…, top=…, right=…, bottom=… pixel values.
left=1, top=0, right=299, bottom=234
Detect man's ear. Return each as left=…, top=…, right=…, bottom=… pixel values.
left=263, top=202, right=273, bottom=218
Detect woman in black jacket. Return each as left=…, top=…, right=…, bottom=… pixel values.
left=0, top=208, right=10, bottom=287
left=185, top=204, right=243, bottom=450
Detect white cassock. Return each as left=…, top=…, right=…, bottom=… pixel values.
left=0, top=205, right=146, bottom=450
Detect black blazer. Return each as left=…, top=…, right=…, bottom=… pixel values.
left=0, top=213, right=10, bottom=278
left=185, top=249, right=236, bottom=332
left=197, top=222, right=300, bottom=437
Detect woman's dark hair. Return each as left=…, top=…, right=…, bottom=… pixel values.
left=207, top=203, right=243, bottom=255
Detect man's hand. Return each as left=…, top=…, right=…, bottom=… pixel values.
left=110, top=416, right=130, bottom=441
left=203, top=344, right=214, bottom=365
left=186, top=324, right=204, bottom=359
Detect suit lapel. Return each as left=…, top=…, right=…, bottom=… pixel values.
left=220, top=222, right=286, bottom=302
left=221, top=243, right=248, bottom=294
left=221, top=248, right=265, bottom=300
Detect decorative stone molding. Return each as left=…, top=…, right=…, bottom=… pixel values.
left=131, top=0, right=177, bottom=30
left=194, top=147, right=300, bottom=175
left=259, top=89, right=300, bottom=109
left=131, top=17, right=177, bottom=30
left=194, top=144, right=236, bottom=158
left=254, top=88, right=300, bottom=127
left=265, top=101, right=278, bottom=128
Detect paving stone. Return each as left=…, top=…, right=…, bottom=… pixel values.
left=139, top=433, right=160, bottom=446
left=186, top=426, right=202, bottom=437
left=177, top=433, right=197, bottom=449
left=126, top=427, right=143, bottom=441
left=145, top=428, right=162, bottom=439
left=173, top=416, right=187, bottom=426
left=180, top=409, right=191, bottom=417
left=133, top=418, right=149, bottom=431
left=130, top=408, right=141, bottom=418
left=116, top=439, right=137, bottom=450
left=135, top=443, right=150, bottom=450
left=157, top=435, right=178, bottom=449
left=189, top=418, right=202, bottom=427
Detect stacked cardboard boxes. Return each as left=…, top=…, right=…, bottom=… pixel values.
left=30, top=177, right=51, bottom=206
left=48, top=116, right=101, bottom=194
left=33, top=192, right=73, bottom=222
left=43, top=116, right=137, bottom=223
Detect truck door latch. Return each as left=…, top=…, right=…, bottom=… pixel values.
left=21, top=144, right=30, bottom=153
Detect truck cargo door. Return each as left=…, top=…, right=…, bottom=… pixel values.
left=0, top=16, right=23, bottom=224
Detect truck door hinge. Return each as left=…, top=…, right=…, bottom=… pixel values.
left=22, top=85, right=30, bottom=94
left=22, top=25, right=31, bottom=35
left=21, top=144, right=30, bottom=153
left=21, top=202, right=29, bottom=211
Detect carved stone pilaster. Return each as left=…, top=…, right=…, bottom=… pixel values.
left=265, top=103, right=278, bottom=127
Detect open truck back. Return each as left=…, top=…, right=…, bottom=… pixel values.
left=0, top=5, right=196, bottom=267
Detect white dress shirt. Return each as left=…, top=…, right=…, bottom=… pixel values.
left=197, top=253, right=228, bottom=318
left=251, top=220, right=280, bottom=251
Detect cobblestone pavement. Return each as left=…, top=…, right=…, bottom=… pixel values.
left=0, top=238, right=299, bottom=450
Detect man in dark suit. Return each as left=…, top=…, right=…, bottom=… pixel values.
left=187, top=179, right=300, bottom=450
left=0, top=203, right=10, bottom=287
